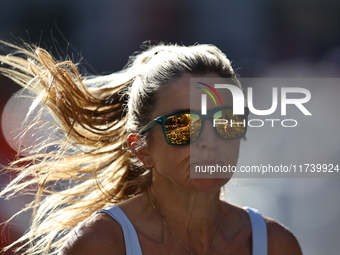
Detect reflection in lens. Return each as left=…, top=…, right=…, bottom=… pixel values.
left=164, top=114, right=191, bottom=144
left=214, top=110, right=246, bottom=139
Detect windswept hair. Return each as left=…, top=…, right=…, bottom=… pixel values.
left=0, top=40, right=238, bottom=254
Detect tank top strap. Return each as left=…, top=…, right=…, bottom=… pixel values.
left=244, top=207, right=268, bottom=255
left=98, top=205, right=267, bottom=255
left=98, top=205, right=143, bottom=255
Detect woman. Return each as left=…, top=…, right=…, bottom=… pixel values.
left=0, top=41, right=302, bottom=254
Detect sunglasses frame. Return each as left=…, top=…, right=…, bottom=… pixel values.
left=138, top=107, right=249, bottom=146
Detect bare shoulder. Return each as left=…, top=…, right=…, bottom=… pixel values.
left=264, top=216, right=303, bottom=255
left=58, top=212, right=125, bottom=255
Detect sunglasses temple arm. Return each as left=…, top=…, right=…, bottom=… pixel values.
left=138, top=119, right=160, bottom=134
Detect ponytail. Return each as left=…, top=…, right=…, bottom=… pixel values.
left=0, top=41, right=148, bottom=255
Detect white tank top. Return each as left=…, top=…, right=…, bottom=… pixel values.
left=98, top=206, right=268, bottom=255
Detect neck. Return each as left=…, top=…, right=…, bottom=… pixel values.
left=147, top=178, right=224, bottom=254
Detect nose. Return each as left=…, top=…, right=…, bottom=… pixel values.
left=196, top=120, right=219, bottom=149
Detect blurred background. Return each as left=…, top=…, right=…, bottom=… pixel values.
left=0, top=0, right=339, bottom=254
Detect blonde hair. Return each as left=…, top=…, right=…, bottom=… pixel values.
left=0, top=40, right=238, bottom=254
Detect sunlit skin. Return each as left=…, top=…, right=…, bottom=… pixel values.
left=60, top=73, right=303, bottom=255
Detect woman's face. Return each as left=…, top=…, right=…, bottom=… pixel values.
left=144, top=73, right=241, bottom=192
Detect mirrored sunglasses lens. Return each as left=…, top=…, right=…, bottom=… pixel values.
left=214, top=109, right=246, bottom=139
left=164, top=114, right=193, bottom=144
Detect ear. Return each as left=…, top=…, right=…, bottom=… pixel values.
left=127, top=133, right=154, bottom=168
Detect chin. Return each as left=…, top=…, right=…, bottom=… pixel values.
left=187, top=177, right=230, bottom=192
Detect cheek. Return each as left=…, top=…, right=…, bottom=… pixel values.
left=149, top=129, right=179, bottom=164
left=216, top=139, right=241, bottom=166
left=148, top=128, right=167, bottom=150
left=149, top=130, right=190, bottom=172
left=227, top=140, right=241, bottom=163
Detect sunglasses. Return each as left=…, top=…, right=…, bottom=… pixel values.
left=138, top=107, right=249, bottom=145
